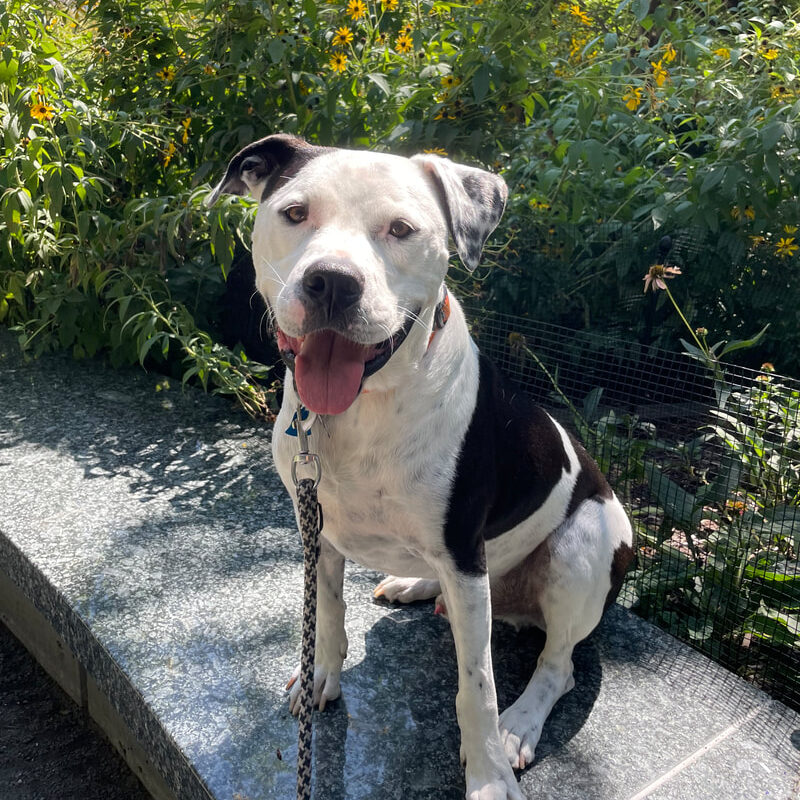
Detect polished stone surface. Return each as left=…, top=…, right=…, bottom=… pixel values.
left=1, top=328, right=798, bottom=800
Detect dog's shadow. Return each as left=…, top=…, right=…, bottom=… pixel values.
left=309, top=600, right=602, bottom=799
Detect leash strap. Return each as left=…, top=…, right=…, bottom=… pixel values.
left=291, top=405, right=322, bottom=800
left=295, top=476, right=321, bottom=800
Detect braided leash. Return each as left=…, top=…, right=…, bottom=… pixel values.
left=290, top=406, right=322, bottom=800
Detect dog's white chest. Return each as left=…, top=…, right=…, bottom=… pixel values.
left=273, top=391, right=463, bottom=579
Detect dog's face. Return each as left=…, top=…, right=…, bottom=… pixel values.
left=208, top=135, right=507, bottom=414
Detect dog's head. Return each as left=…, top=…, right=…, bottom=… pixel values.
left=208, top=134, right=507, bottom=415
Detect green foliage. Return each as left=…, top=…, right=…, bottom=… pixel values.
left=480, top=1, right=800, bottom=372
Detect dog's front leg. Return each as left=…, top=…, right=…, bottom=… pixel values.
left=288, top=536, right=348, bottom=713
left=437, top=568, right=523, bottom=800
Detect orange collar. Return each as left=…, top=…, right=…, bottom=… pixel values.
left=428, top=288, right=450, bottom=348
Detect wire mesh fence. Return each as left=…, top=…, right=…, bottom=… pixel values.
left=465, top=305, right=800, bottom=714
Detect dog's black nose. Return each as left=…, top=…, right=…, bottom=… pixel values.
left=302, top=261, right=364, bottom=320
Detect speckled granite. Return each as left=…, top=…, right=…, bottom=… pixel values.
left=0, top=328, right=798, bottom=800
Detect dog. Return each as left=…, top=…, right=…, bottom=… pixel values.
left=208, top=134, right=634, bottom=800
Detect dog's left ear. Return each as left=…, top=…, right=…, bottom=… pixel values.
left=412, top=154, right=508, bottom=272
left=205, top=133, right=324, bottom=207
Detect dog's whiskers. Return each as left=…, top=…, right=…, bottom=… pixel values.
left=258, top=256, right=287, bottom=290
left=396, top=304, right=428, bottom=334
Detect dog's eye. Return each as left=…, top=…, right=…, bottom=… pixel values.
left=388, top=219, right=415, bottom=239
left=283, top=204, right=308, bottom=224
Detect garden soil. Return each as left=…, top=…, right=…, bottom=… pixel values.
left=0, top=622, right=150, bottom=800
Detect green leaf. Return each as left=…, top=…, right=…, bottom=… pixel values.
left=472, top=64, right=490, bottom=104
left=268, top=38, right=286, bottom=63
left=632, top=0, right=650, bottom=22
left=719, top=324, right=769, bottom=357
left=366, top=72, right=390, bottom=96
left=700, top=166, right=726, bottom=194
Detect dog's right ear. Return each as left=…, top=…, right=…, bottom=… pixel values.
left=205, top=134, right=322, bottom=207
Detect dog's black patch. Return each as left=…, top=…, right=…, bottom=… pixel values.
left=211, top=133, right=328, bottom=204
left=442, top=353, right=612, bottom=575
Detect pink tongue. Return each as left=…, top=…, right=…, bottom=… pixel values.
left=295, top=330, right=374, bottom=415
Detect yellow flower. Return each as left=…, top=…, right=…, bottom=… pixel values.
left=162, top=141, right=177, bottom=167
left=570, top=36, right=588, bottom=59
left=156, top=66, right=176, bottom=82
left=568, top=3, right=591, bottom=24
left=784, top=225, right=798, bottom=234
left=382, top=0, right=398, bottom=9
left=180, top=117, right=191, bottom=144
left=377, top=31, right=388, bottom=45
left=346, top=0, right=367, bottom=20
left=663, top=42, right=677, bottom=63
left=329, top=52, right=348, bottom=72
left=762, top=47, right=778, bottom=60
left=776, top=237, right=798, bottom=258
left=441, top=74, right=461, bottom=89
left=395, top=32, right=413, bottom=53
left=332, top=26, right=354, bottom=47
left=29, top=101, right=55, bottom=122
left=651, top=60, right=668, bottom=88
left=714, top=47, right=730, bottom=59
left=203, top=63, right=217, bottom=75
left=623, top=86, right=642, bottom=111
left=423, top=147, right=448, bottom=156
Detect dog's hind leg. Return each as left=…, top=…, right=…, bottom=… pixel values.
left=497, top=497, right=632, bottom=769
left=373, top=576, right=441, bottom=604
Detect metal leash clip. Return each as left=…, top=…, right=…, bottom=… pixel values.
left=291, top=404, right=321, bottom=489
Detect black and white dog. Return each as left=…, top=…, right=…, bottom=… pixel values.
left=208, top=135, right=634, bottom=800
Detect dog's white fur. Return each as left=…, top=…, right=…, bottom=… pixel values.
left=210, top=139, right=633, bottom=800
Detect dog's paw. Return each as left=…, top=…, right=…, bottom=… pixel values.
left=498, top=703, right=543, bottom=771
left=373, top=576, right=440, bottom=604
left=286, top=664, right=341, bottom=714
left=465, top=768, right=524, bottom=800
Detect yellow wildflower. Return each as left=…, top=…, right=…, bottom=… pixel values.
left=714, top=47, right=730, bottom=59
left=784, top=225, right=798, bottom=235
left=395, top=32, right=413, bottom=53
left=203, top=63, right=217, bottom=75
left=382, top=0, right=398, bottom=9
left=441, top=74, right=461, bottom=89
left=180, top=117, right=191, bottom=144
left=332, top=26, right=354, bottom=47
left=156, top=66, right=176, bottom=82
left=329, top=52, right=348, bottom=72
left=569, top=3, right=591, bottom=24
left=346, top=0, right=367, bottom=20
left=663, top=43, right=677, bottom=63
left=570, top=36, right=588, bottom=59
left=623, top=86, right=642, bottom=111
left=423, top=147, right=448, bottom=156
left=762, top=47, right=778, bottom=60
left=162, top=141, right=177, bottom=167
left=744, top=206, right=755, bottom=220
left=377, top=31, right=389, bottom=45
left=776, top=237, right=798, bottom=258
left=651, top=60, right=668, bottom=87
left=29, top=101, right=55, bottom=122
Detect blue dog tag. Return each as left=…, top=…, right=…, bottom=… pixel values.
left=285, top=406, right=312, bottom=437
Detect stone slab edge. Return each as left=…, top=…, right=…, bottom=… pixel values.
left=0, top=532, right=213, bottom=800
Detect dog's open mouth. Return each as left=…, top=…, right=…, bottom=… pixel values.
left=276, top=313, right=416, bottom=415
